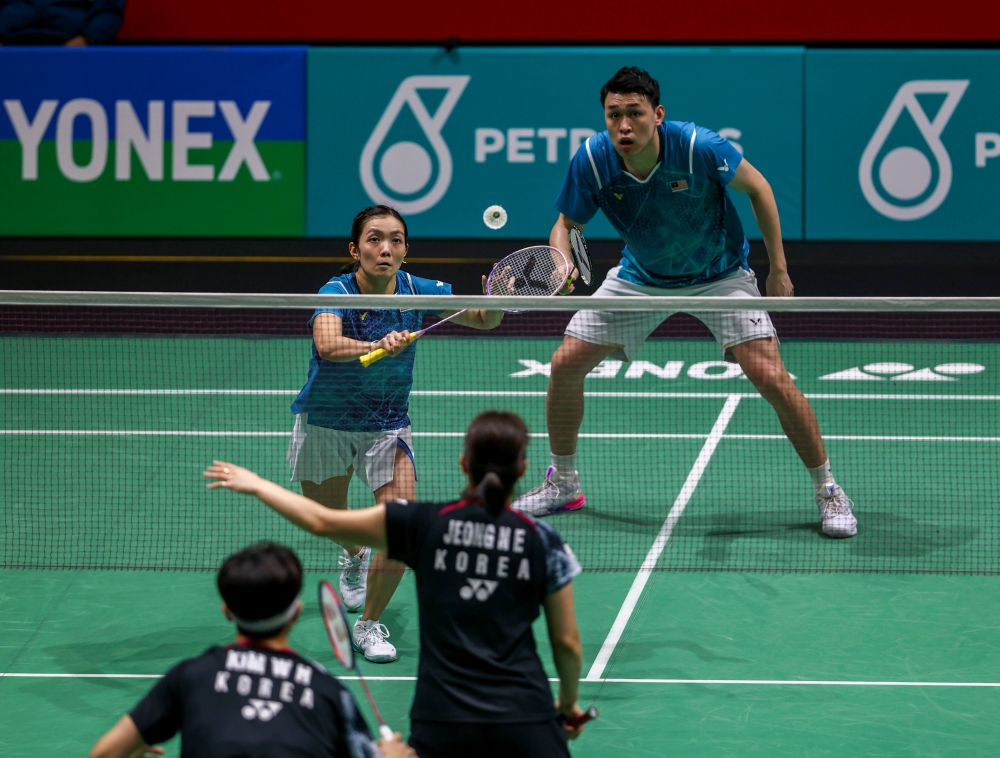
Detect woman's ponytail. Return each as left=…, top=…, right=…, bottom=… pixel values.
left=463, top=412, right=529, bottom=517
left=473, top=468, right=507, bottom=517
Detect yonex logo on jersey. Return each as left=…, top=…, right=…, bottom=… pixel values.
left=360, top=75, right=470, bottom=214
left=459, top=578, right=499, bottom=601
left=859, top=80, right=969, bottom=221
left=717, top=160, right=730, bottom=172
left=613, top=192, right=623, bottom=200
left=241, top=699, right=284, bottom=721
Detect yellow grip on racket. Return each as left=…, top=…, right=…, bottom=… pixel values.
left=359, top=333, right=420, bottom=367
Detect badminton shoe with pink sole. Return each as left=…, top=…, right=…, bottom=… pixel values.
left=511, top=466, right=586, bottom=516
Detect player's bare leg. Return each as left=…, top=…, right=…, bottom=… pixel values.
left=547, top=336, right=617, bottom=455
left=364, top=445, right=411, bottom=622
left=732, top=337, right=857, bottom=537
left=301, top=473, right=356, bottom=552
left=302, top=472, right=375, bottom=611
left=731, top=337, right=825, bottom=467
left=513, top=335, right=614, bottom=516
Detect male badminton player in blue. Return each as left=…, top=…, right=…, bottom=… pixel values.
left=513, top=66, right=857, bottom=538
left=289, top=205, right=503, bottom=664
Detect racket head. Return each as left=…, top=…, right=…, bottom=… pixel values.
left=318, top=580, right=354, bottom=670
left=569, top=227, right=592, bottom=286
left=486, top=245, right=570, bottom=313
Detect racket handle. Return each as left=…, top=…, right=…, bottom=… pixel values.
left=566, top=705, right=599, bottom=729
left=359, top=332, right=421, bottom=367
left=379, top=724, right=395, bottom=741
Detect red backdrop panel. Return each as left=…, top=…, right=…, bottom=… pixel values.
left=118, top=0, right=999, bottom=43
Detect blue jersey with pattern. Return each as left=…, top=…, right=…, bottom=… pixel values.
left=291, top=271, right=451, bottom=432
left=555, top=121, right=749, bottom=288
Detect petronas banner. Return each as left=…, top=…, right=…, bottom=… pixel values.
left=306, top=48, right=805, bottom=241
left=806, top=50, right=1000, bottom=240
left=0, top=47, right=306, bottom=236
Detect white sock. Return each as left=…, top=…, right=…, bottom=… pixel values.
left=551, top=453, right=577, bottom=480
left=808, top=459, right=835, bottom=494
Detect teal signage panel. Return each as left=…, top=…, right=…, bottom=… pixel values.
left=307, top=47, right=803, bottom=241
left=806, top=50, right=1000, bottom=240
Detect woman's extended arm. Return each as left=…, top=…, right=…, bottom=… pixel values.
left=204, top=462, right=389, bottom=551
left=312, top=313, right=411, bottom=362
left=542, top=582, right=586, bottom=738
left=90, top=715, right=162, bottom=758
left=440, top=273, right=504, bottom=330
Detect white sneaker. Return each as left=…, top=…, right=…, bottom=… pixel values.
left=816, top=484, right=858, bottom=538
left=339, top=547, right=370, bottom=612
left=511, top=466, right=586, bottom=516
left=352, top=619, right=397, bottom=663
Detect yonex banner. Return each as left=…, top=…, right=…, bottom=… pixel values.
left=805, top=50, right=1000, bottom=240
left=0, top=47, right=305, bottom=236
left=307, top=48, right=804, bottom=240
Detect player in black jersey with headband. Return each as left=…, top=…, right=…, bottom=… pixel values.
left=89, top=543, right=415, bottom=758
left=205, top=411, right=588, bottom=758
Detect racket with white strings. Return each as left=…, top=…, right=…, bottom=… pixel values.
left=569, top=226, right=592, bottom=286
left=359, top=245, right=569, bottom=366
left=318, top=580, right=394, bottom=741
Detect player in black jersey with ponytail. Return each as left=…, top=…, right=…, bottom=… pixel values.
left=206, top=411, right=588, bottom=758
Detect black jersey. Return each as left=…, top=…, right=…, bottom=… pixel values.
left=385, top=498, right=582, bottom=723
left=129, top=644, right=378, bottom=758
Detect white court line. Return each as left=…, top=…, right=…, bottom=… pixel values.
left=4, top=430, right=999, bottom=442
left=5, top=673, right=998, bottom=687
left=3, top=389, right=999, bottom=400
left=584, top=394, right=742, bottom=683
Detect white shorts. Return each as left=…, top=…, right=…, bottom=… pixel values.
left=286, top=414, right=415, bottom=491
left=566, top=267, right=777, bottom=363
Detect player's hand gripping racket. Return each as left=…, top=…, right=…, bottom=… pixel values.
left=568, top=226, right=592, bottom=286
left=319, top=580, right=394, bottom=741
left=359, top=245, right=570, bottom=366
left=565, top=705, right=599, bottom=730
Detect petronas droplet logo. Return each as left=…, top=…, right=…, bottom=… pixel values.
left=859, top=80, right=969, bottom=221
left=360, top=76, right=470, bottom=214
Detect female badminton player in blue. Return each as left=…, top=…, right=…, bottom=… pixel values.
left=288, top=205, right=502, bottom=664
left=512, top=66, right=857, bottom=539
left=206, top=411, right=588, bottom=758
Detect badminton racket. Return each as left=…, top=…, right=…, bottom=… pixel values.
left=318, top=580, right=394, bottom=741
left=360, top=245, right=569, bottom=366
left=568, top=226, right=592, bottom=286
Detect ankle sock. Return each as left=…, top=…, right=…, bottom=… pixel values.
left=808, top=459, right=835, bottom=494
left=551, top=453, right=577, bottom=479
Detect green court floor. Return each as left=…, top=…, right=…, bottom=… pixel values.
left=2, top=333, right=999, bottom=755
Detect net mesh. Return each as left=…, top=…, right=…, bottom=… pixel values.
left=3, top=293, right=999, bottom=573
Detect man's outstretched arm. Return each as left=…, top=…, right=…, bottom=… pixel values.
left=728, top=159, right=793, bottom=297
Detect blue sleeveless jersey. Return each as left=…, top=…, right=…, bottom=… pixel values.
left=555, top=121, right=749, bottom=289
left=291, top=271, right=451, bottom=432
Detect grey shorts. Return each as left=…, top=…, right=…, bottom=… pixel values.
left=565, top=267, right=777, bottom=363
left=286, top=414, right=414, bottom=491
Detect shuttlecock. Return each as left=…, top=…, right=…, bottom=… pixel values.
left=483, top=205, right=507, bottom=230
